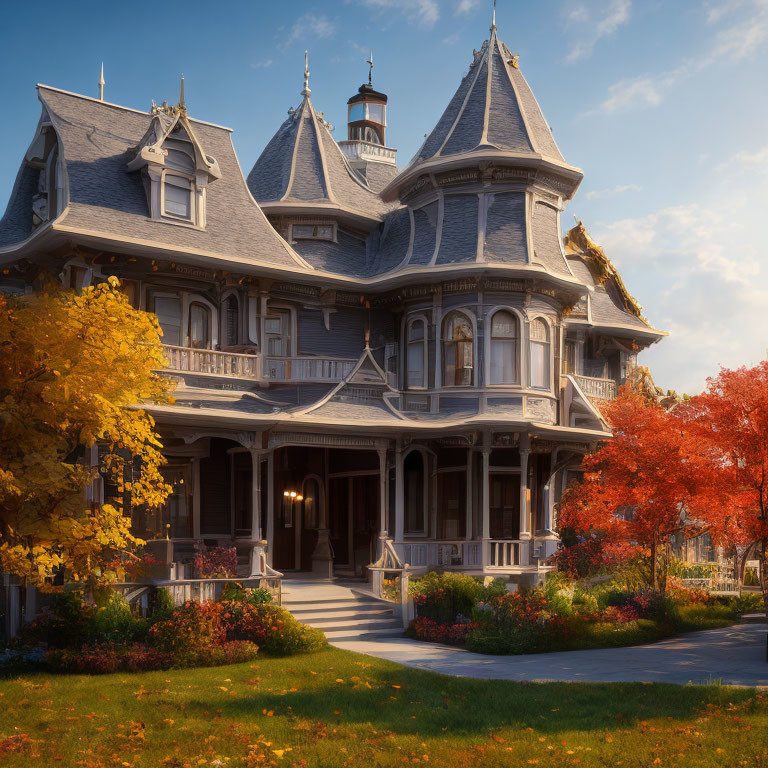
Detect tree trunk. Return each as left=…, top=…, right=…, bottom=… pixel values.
left=650, top=537, right=658, bottom=591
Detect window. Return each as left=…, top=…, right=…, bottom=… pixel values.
left=406, top=318, right=427, bottom=389
left=164, top=174, right=192, bottom=220
left=489, top=311, right=519, bottom=384
left=442, top=312, right=473, bottom=387
left=153, top=296, right=182, bottom=346
left=367, top=103, right=385, bottom=125
left=265, top=308, right=292, bottom=356
left=348, top=103, right=366, bottom=122
left=303, top=477, right=321, bottom=530
left=290, top=223, right=335, bottom=242
left=189, top=302, right=211, bottom=349
left=404, top=450, right=426, bottom=534
left=529, top=318, right=551, bottom=389
left=222, top=295, right=239, bottom=347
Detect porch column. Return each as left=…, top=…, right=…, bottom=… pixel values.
left=266, top=450, right=275, bottom=567
left=394, top=446, right=404, bottom=543
left=543, top=448, right=559, bottom=535
left=377, top=447, right=388, bottom=555
left=465, top=447, right=473, bottom=541
left=519, top=447, right=531, bottom=538
left=481, top=445, right=490, bottom=540
left=248, top=448, right=263, bottom=540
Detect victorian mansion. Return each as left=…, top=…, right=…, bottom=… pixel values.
left=0, top=18, right=663, bottom=586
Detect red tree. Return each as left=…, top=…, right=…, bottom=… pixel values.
left=558, top=389, right=698, bottom=591
left=683, top=362, right=768, bottom=616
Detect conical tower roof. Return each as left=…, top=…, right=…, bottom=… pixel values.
left=247, top=92, right=393, bottom=226
left=384, top=23, right=582, bottom=200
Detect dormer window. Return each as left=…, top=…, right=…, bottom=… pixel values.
left=163, top=173, right=193, bottom=220
left=289, top=222, right=336, bottom=242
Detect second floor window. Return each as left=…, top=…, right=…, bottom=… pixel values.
left=529, top=318, right=551, bottom=390
left=406, top=318, right=427, bottom=389
left=222, top=295, right=239, bottom=347
left=265, top=308, right=291, bottom=356
left=153, top=296, right=182, bottom=346
left=489, top=311, right=519, bottom=385
left=189, top=303, right=211, bottom=349
left=443, top=312, right=473, bottom=387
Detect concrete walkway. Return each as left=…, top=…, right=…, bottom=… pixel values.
left=333, top=623, right=768, bottom=686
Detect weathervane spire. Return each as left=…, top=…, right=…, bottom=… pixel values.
left=491, top=0, right=497, bottom=33
left=179, top=74, right=186, bottom=112
left=302, top=50, right=311, bottom=97
left=367, top=51, right=374, bottom=86
left=98, top=62, right=105, bottom=102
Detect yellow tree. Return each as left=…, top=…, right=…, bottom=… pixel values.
left=0, top=276, right=173, bottom=587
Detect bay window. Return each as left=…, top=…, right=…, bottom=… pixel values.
left=442, top=312, right=473, bottom=387
left=489, top=310, right=519, bottom=384
left=529, top=318, right=551, bottom=390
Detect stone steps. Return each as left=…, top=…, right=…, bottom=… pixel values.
left=282, top=580, right=403, bottom=643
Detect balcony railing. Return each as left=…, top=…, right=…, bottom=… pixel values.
left=261, top=356, right=357, bottom=383
left=573, top=374, right=617, bottom=400
left=162, top=345, right=260, bottom=380
left=161, top=345, right=357, bottom=384
left=338, top=139, right=397, bottom=164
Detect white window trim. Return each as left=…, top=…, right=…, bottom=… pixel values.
left=484, top=306, right=525, bottom=388
left=263, top=302, right=298, bottom=358
left=438, top=308, right=477, bottom=389
left=527, top=314, right=555, bottom=393
left=160, top=170, right=195, bottom=224
left=185, top=294, right=219, bottom=349
left=403, top=314, right=429, bottom=390
left=288, top=221, right=338, bottom=244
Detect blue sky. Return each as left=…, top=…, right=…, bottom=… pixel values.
left=1, top=0, right=766, bottom=394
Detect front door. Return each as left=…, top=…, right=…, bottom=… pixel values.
left=328, top=475, right=379, bottom=575
left=489, top=474, right=520, bottom=539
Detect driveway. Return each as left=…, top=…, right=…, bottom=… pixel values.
left=333, top=623, right=768, bottom=686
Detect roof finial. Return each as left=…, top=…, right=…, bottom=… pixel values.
left=302, top=50, right=311, bottom=97
left=179, top=74, right=185, bottom=112
left=491, top=0, right=497, bottom=33
left=367, top=51, right=374, bottom=86
left=98, top=62, right=105, bottom=102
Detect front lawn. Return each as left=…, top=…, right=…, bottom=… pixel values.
left=1, top=647, right=766, bottom=767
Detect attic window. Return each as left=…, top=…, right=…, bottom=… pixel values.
left=163, top=174, right=193, bottom=220
left=289, top=222, right=336, bottom=242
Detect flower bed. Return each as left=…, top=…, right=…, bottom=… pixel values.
left=406, top=571, right=761, bottom=655
left=5, top=583, right=326, bottom=674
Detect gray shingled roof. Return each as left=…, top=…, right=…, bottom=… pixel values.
left=414, top=30, right=564, bottom=166
left=0, top=162, right=38, bottom=248
left=247, top=96, right=393, bottom=220
left=30, top=86, right=306, bottom=269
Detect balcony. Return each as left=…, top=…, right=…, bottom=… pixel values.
left=161, top=345, right=357, bottom=385
left=573, top=374, right=617, bottom=400
left=338, top=139, right=397, bottom=165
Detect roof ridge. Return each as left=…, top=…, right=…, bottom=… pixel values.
left=35, top=84, right=234, bottom=131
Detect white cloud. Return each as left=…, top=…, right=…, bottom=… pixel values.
left=455, top=0, right=480, bottom=14
left=565, top=3, right=589, bottom=23
left=591, top=202, right=768, bottom=393
left=250, top=59, right=274, bottom=70
left=355, top=0, right=440, bottom=28
left=584, top=183, right=641, bottom=200
left=591, top=0, right=768, bottom=114
left=443, top=32, right=460, bottom=45
left=721, top=144, right=768, bottom=176
left=566, top=0, right=631, bottom=62
left=287, top=13, right=337, bottom=45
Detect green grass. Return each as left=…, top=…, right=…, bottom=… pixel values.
left=1, top=648, right=767, bottom=767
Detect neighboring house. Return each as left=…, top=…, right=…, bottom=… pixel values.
left=0, top=18, right=664, bottom=587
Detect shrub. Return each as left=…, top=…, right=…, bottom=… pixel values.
left=45, top=643, right=173, bottom=674
left=148, top=601, right=225, bottom=666
left=409, top=572, right=505, bottom=623
left=195, top=547, right=237, bottom=578
left=90, top=590, right=145, bottom=644
left=193, top=641, right=260, bottom=668
left=21, top=591, right=93, bottom=649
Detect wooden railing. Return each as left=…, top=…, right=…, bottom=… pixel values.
left=487, top=539, right=529, bottom=568
left=399, top=541, right=484, bottom=570
left=162, top=345, right=260, bottom=380
left=262, top=356, right=357, bottom=383
left=338, top=139, right=397, bottom=163
left=161, top=345, right=357, bottom=384
left=573, top=374, right=617, bottom=400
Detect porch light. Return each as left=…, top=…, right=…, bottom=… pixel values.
left=281, top=489, right=304, bottom=528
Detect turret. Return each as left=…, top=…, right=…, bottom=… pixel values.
left=338, top=53, right=397, bottom=177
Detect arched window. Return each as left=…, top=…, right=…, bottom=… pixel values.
left=406, top=318, right=427, bottom=389
left=189, top=302, right=211, bottom=349
left=404, top=450, right=426, bottom=534
left=489, top=311, right=519, bottom=384
left=442, top=312, right=473, bottom=387
left=222, top=294, right=239, bottom=347
left=529, top=318, right=551, bottom=389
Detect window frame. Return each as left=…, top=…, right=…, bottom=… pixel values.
left=486, top=307, right=522, bottom=387
left=405, top=315, right=428, bottom=390
left=151, top=292, right=183, bottom=347
left=288, top=221, right=337, bottom=243
left=161, top=170, right=195, bottom=223
left=403, top=447, right=429, bottom=537
left=188, top=301, right=212, bottom=350
left=528, top=315, right=553, bottom=391
left=221, top=291, right=241, bottom=348
left=441, top=310, right=475, bottom=388
left=263, top=304, right=296, bottom=358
